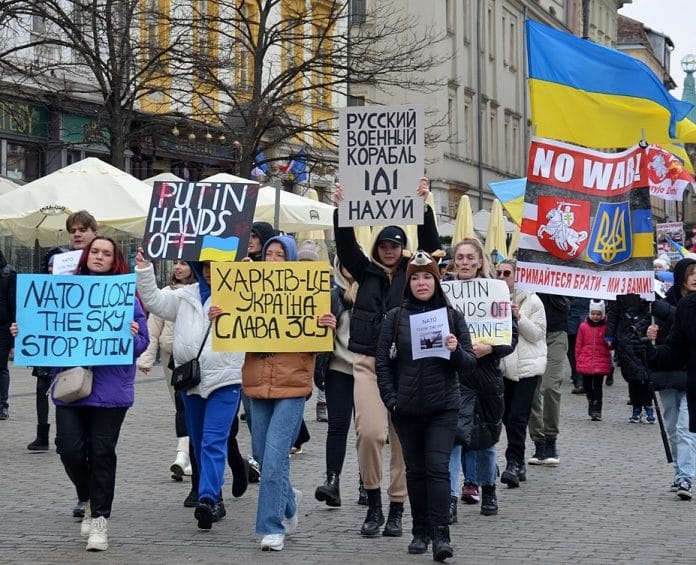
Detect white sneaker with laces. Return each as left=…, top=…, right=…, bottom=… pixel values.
left=261, top=533, right=285, bottom=551
left=282, top=488, right=302, bottom=535
left=80, top=501, right=92, bottom=538
left=86, top=516, right=108, bottom=551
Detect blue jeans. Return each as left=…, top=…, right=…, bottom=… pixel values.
left=449, top=445, right=498, bottom=495
left=659, top=389, right=696, bottom=483
left=250, top=397, right=304, bottom=535
left=182, top=385, right=241, bottom=502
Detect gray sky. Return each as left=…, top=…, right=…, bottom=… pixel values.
left=618, top=0, right=696, bottom=98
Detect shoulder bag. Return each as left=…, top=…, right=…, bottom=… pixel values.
left=171, top=323, right=211, bottom=392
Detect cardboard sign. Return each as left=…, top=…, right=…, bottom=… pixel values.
left=409, top=307, right=450, bottom=360
left=441, top=278, right=513, bottom=346
left=338, top=104, right=424, bottom=227
left=14, top=274, right=137, bottom=366
left=655, top=221, right=684, bottom=262
left=143, top=180, right=259, bottom=261
left=211, top=262, right=332, bottom=352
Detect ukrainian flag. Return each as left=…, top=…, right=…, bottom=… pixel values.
left=666, top=236, right=689, bottom=258
left=488, top=178, right=526, bottom=226
left=199, top=235, right=239, bottom=262
left=526, top=20, right=693, bottom=149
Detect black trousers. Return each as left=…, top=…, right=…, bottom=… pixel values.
left=628, top=380, right=653, bottom=409
left=55, top=405, right=128, bottom=518
left=324, top=369, right=354, bottom=475
left=582, top=374, right=604, bottom=414
left=36, top=375, right=51, bottom=426
left=503, top=376, right=540, bottom=463
left=393, top=409, right=457, bottom=531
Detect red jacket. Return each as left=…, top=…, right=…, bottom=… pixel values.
left=575, top=317, right=612, bottom=376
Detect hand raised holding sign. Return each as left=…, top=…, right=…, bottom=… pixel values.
left=334, top=176, right=429, bottom=205
left=445, top=334, right=458, bottom=352
left=208, top=305, right=224, bottom=321
left=130, top=321, right=140, bottom=337
left=134, top=248, right=151, bottom=270
left=317, top=312, right=337, bottom=330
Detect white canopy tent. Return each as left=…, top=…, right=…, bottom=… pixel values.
left=142, top=172, right=185, bottom=187
left=0, top=158, right=152, bottom=246
left=0, top=177, right=20, bottom=196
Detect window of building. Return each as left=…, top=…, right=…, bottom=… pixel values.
left=350, top=0, right=366, bottom=25
left=347, top=95, right=365, bottom=106
left=489, top=108, right=498, bottom=167
left=446, top=0, right=455, bottom=34
left=463, top=94, right=473, bottom=159
left=461, top=0, right=471, bottom=43
left=502, top=9, right=517, bottom=69
left=448, top=86, right=459, bottom=155
left=487, top=3, right=495, bottom=60
left=5, top=143, right=40, bottom=182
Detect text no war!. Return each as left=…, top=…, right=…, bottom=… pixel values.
left=14, top=274, right=137, bottom=367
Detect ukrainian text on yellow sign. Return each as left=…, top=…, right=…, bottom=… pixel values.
left=211, top=262, right=333, bottom=352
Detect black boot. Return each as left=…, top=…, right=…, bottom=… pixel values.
left=382, top=501, right=403, bottom=537
left=27, top=424, right=50, bottom=451
left=500, top=460, right=520, bottom=488
left=315, top=472, right=341, bottom=507
left=448, top=495, right=458, bottom=524
left=360, top=489, right=384, bottom=537
left=431, top=525, right=453, bottom=562
left=480, top=485, right=498, bottom=516
left=516, top=461, right=527, bottom=482
left=543, top=437, right=560, bottom=465
left=528, top=440, right=546, bottom=465
left=408, top=523, right=430, bottom=554
left=357, top=475, right=368, bottom=505
left=590, top=400, right=602, bottom=421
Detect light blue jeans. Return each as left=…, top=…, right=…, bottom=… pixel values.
left=449, top=445, right=498, bottom=495
left=659, top=389, right=696, bottom=483
left=182, top=384, right=241, bottom=503
left=250, top=397, right=305, bottom=535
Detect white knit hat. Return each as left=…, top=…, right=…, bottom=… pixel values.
left=589, top=299, right=605, bottom=317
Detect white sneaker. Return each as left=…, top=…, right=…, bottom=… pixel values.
left=261, top=533, right=285, bottom=551
left=282, top=488, right=302, bottom=535
left=170, top=451, right=190, bottom=478
left=85, top=516, right=108, bottom=551
left=80, top=501, right=92, bottom=538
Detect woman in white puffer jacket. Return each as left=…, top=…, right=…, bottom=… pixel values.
left=498, top=260, right=547, bottom=488
left=135, top=251, right=244, bottom=531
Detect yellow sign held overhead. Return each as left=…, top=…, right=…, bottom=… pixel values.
left=211, top=262, right=333, bottom=352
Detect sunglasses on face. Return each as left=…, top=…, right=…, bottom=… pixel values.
left=496, top=269, right=512, bottom=278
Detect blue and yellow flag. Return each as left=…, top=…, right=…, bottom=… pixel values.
left=526, top=20, right=693, bottom=148
left=665, top=236, right=689, bottom=258
left=488, top=177, right=526, bottom=226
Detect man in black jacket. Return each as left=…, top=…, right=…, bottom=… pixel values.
left=0, top=249, right=17, bottom=420
left=528, top=293, right=569, bottom=466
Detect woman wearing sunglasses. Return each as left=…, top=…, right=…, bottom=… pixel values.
left=497, top=260, right=547, bottom=488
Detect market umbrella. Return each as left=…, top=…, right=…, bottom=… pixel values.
left=294, top=188, right=329, bottom=260
left=0, top=158, right=152, bottom=246
left=484, top=199, right=508, bottom=263
left=254, top=186, right=335, bottom=233
left=142, top=172, right=185, bottom=187
left=508, top=224, right=520, bottom=258
left=452, top=195, right=475, bottom=244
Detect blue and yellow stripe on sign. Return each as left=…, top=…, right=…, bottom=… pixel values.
left=631, top=208, right=654, bottom=258
left=199, top=235, right=239, bottom=262
left=526, top=20, right=693, bottom=148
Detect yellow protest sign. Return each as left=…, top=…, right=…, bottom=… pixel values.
left=211, top=262, right=333, bottom=352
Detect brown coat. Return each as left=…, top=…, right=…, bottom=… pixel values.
left=242, top=352, right=316, bottom=399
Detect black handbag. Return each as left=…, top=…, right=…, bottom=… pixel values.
left=171, top=324, right=211, bottom=392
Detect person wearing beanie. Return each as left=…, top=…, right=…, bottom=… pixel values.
left=333, top=177, right=440, bottom=539
left=298, top=240, right=320, bottom=262
left=654, top=258, right=670, bottom=272
left=247, top=222, right=277, bottom=261
left=645, top=257, right=696, bottom=500
left=242, top=234, right=337, bottom=551
left=376, top=251, right=476, bottom=559
left=575, top=300, right=612, bottom=421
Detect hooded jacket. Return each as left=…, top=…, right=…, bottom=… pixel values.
left=242, top=235, right=317, bottom=399
left=247, top=221, right=277, bottom=261
left=575, top=315, right=612, bottom=376
left=606, top=294, right=651, bottom=382
left=501, top=289, right=547, bottom=381
left=135, top=263, right=244, bottom=398
left=376, top=277, right=476, bottom=416
left=333, top=206, right=441, bottom=356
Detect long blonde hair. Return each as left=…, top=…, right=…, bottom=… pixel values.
left=448, top=237, right=495, bottom=279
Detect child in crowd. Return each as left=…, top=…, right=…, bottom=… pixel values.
left=575, top=300, right=612, bottom=421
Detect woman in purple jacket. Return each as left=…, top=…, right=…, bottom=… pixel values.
left=12, top=237, right=149, bottom=552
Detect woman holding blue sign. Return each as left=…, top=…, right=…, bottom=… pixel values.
left=12, top=236, right=149, bottom=552
left=134, top=250, right=245, bottom=532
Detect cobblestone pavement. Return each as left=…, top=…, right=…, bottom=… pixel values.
left=1, top=362, right=695, bottom=564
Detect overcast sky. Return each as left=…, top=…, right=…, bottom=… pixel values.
left=618, top=0, right=696, bottom=97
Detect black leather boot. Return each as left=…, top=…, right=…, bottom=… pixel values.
left=27, top=424, right=50, bottom=451
left=516, top=461, right=527, bottom=482
left=408, top=523, right=430, bottom=554
left=448, top=495, right=458, bottom=524
left=480, top=485, right=498, bottom=516
left=315, top=472, right=341, bottom=507
left=382, top=501, right=403, bottom=537
left=360, top=488, right=384, bottom=537
left=500, top=460, right=520, bottom=488
left=431, top=525, right=453, bottom=562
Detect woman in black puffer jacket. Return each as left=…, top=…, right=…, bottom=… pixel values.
left=376, top=251, right=476, bottom=561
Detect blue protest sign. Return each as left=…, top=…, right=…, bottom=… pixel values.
left=14, top=274, right=137, bottom=367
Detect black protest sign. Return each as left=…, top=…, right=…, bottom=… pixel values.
left=143, top=180, right=259, bottom=261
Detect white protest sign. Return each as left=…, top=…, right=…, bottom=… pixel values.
left=409, top=307, right=451, bottom=360
left=52, top=250, right=82, bottom=275
left=441, top=278, right=513, bottom=346
left=338, top=104, right=424, bottom=227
